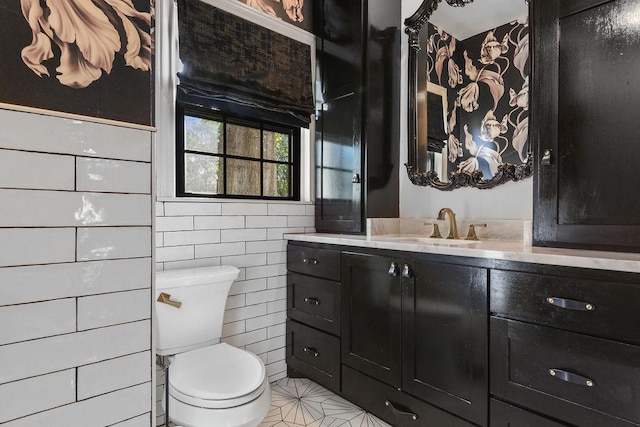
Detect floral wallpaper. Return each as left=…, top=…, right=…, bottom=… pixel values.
left=426, top=18, right=529, bottom=179
left=240, top=0, right=312, bottom=32
left=0, top=0, right=153, bottom=126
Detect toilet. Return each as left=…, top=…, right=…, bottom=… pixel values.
left=155, top=266, right=271, bottom=427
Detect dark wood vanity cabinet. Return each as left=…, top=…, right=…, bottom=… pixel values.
left=313, top=0, right=400, bottom=233
left=532, top=0, right=640, bottom=251
left=490, top=264, right=640, bottom=426
left=286, top=243, right=342, bottom=393
left=287, top=240, right=640, bottom=426
left=341, top=251, right=488, bottom=426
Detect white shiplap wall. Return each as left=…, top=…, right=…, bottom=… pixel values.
left=0, top=109, right=154, bottom=426
left=154, top=199, right=314, bottom=425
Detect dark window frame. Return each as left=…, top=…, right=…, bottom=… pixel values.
left=176, top=102, right=301, bottom=200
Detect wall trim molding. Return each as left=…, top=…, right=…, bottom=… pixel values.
left=198, top=0, right=315, bottom=46
left=0, top=103, right=156, bottom=132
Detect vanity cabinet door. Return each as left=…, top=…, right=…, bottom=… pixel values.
left=341, top=251, right=402, bottom=387
left=490, top=268, right=640, bottom=344
left=402, top=260, right=488, bottom=426
left=342, top=365, right=475, bottom=427
left=287, top=320, right=341, bottom=393
left=490, top=399, right=571, bottom=427
left=532, top=0, right=640, bottom=251
left=287, top=244, right=341, bottom=281
left=288, top=272, right=341, bottom=336
left=491, top=317, right=640, bottom=427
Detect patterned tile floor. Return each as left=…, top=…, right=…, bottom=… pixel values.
left=259, top=378, right=392, bottom=427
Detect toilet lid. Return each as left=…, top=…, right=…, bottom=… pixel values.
left=169, top=343, right=266, bottom=408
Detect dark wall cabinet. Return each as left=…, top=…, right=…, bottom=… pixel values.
left=314, top=0, right=400, bottom=233
left=532, top=0, right=640, bottom=252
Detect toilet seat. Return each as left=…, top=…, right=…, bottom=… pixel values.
left=169, top=343, right=267, bottom=409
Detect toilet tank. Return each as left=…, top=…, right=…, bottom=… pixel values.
left=155, top=266, right=240, bottom=356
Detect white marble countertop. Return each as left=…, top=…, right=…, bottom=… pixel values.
left=285, top=233, right=640, bottom=273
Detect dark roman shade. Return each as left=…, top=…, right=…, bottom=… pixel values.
left=176, top=0, right=314, bottom=127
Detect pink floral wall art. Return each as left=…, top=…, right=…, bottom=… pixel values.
left=241, top=0, right=312, bottom=32
left=0, top=0, right=153, bottom=127
left=426, top=18, right=529, bottom=180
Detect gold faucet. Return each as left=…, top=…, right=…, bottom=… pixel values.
left=424, top=222, right=442, bottom=238
left=465, top=223, right=487, bottom=241
left=437, top=208, right=459, bottom=239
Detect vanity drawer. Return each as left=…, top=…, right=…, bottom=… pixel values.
left=491, top=317, right=640, bottom=427
left=342, top=365, right=474, bottom=427
left=286, top=320, right=340, bottom=393
left=287, top=273, right=340, bottom=336
left=490, top=399, right=570, bottom=427
left=287, top=244, right=340, bottom=281
left=490, top=269, right=640, bottom=344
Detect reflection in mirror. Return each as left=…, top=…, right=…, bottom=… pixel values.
left=406, top=0, right=533, bottom=190
left=422, top=82, right=448, bottom=181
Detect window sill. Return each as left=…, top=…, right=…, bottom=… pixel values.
left=156, top=196, right=315, bottom=204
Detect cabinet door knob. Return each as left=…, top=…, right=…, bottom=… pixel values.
left=542, top=148, right=552, bottom=166
left=402, top=264, right=413, bottom=279
left=546, top=296, right=595, bottom=311
left=388, top=262, right=399, bottom=277
left=352, top=173, right=361, bottom=183
left=549, top=369, right=595, bottom=387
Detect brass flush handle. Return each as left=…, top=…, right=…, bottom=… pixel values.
left=157, top=292, right=182, bottom=309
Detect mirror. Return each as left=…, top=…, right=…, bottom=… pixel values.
left=423, top=82, right=449, bottom=182
left=405, top=0, right=532, bottom=190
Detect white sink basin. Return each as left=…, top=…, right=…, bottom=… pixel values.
left=371, top=235, right=478, bottom=245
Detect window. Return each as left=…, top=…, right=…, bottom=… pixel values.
left=176, top=103, right=300, bottom=200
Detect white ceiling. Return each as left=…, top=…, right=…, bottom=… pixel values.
left=429, top=0, right=528, bottom=40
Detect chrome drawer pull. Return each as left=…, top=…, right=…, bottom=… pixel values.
left=549, top=369, right=595, bottom=387
left=546, top=296, right=595, bottom=311
left=303, top=258, right=318, bottom=265
left=303, top=347, right=319, bottom=357
left=384, top=400, right=418, bottom=421
left=304, top=297, right=321, bottom=306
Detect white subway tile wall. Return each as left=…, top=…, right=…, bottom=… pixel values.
left=155, top=200, right=315, bottom=425
left=0, top=110, right=153, bottom=425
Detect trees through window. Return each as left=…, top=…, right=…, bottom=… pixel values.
left=176, top=104, right=300, bottom=200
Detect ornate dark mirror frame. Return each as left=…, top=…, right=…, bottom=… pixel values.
left=404, top=0, right=533, bottom=190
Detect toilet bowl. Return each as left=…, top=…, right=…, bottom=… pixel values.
left=155, top=266, right=271, bottom=427
left=167, top=344, right=271, bottom=427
